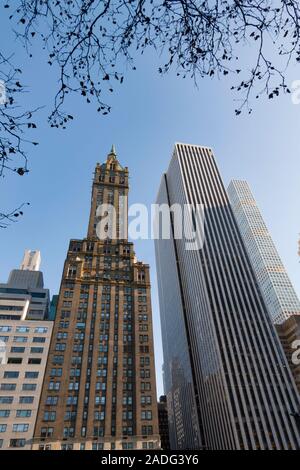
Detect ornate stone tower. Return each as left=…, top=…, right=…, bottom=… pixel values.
left=33, top=147, right=160, bottom=450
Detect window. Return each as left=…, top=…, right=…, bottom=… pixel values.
left=40, top=427, right=54, bottom=438
left=142, top=441, right=154, bottom=449
left=0, top=383, right=16, bottom=391
left=66, top=396, right=78, bottom=406
left=0, top=396, right=13, bottom=404
left=16, top=327, right=29, bottom=333
left=61, top=444, right=73, bottom=450
left=94, top=411, right=105, bottom=421
left=48, top=381, right=60, bottom=391
left=52, top=355, right=64, bottom=365
left=0, top=410, right=10, bottom=418
left=16, top=410, right=32, bottom=418
left=25, top=371, right=39, bottom=379
left=122, top=426, right=133, bottom=436
left=92, top=443, right=104, bottom=450
left=4, top=371, right=19, bottom=379
left=95, top=396, right=106, bottom=406
left=30, top=347, right=44, bottom=354
left=64, top=411, right=77, bottom=421
left=19, top=396, right=34, bottom=404
left=33, top=337, right=46, bottom=343
left=9, top=439, right=26, bottom=448
left=10, top=347, right=25, bottom=353
left=141, top=425, right=153, bottom=436
left=63, top=427, right=74, bottom=438
left=50, top=368, right=62, bottom=377
left=141, top=411, right=152, bottom=420
left=0, top=425, right=7, bottom=432
left=0, top=326, right=11, bottom=332
left=22, top=383, right=37, bottom=391
left=122, top=442, right=134, bottom=450
left=141, top=382, right=151, bottom=391
left=43, top=411, right=56, bottom=422
left=8, top=358, right=22, bottom=364
left=140, top=369, right=151, bottom=379
left=45, top=396, right=58, bottom=406
left=34, top=327, right=48, bottom=334
left=13, top=424, right=29, bottom=432
left=93, top=427, right=104, bottom=438
left=13, top=336, right=28, bottom=343
left=141, top=396, right=152, bottom=405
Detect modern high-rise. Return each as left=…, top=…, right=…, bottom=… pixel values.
left=228, top=180, right=300, bottom=325
left=33, top=147, right=160, bottom=450
left=0, top=252, right=50, bottom=322
left=155, top=143, right=300, bottom=450
left=0, top=253, right=53, bottom=450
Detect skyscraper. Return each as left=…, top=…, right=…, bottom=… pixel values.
left=33, top=147, right=160, bottom=450
left=228, top=180, right=300, bottom=325
left=0, top=251, right=50, bottom=321
left=20, top=250, right=41, bottom=272
left=155, top=143, right=300, bottom=450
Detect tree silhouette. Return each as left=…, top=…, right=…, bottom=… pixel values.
left=0, top=52, right=38, bottom=226
left=1, top=0, right=300, bottom=224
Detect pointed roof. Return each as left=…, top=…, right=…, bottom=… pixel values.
left=104, top=144, right=124, bottom=171
left=108, top=144, right=117, bottom=158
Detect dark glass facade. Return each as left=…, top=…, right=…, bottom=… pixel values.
left=155, top=143, right=300, bottom=450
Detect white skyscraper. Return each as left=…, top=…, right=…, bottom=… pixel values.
left=20, top=251, right=41, bottom=272
left=228, top=180, right=300, bottom=325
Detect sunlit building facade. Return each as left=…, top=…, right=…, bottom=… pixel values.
left=228, top=180, right=300, bottom=325
left=33, top=147, right=160, bottom=450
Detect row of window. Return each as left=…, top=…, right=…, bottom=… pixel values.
left=0, top=383, right=37, bottom=391
left=0, top=410, right=32, bottom=418
left=0, top=424, right=29, bottom=432
left=0, top=438, right=26, bottom=448
left=3, top=371, right=39, bottom=379
left=0, top=326, right=48, bottom=333
left=0, top=348, right=44, bottom=358
left=38, top=441, right=155, bottom=450
left=1, top=358, right=42, bottom=365
left=0, top=396, right=35, bottom=404
left=0, top=336, right=46, bottom=344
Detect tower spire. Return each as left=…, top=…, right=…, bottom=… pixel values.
left=108, top=144, right=117, bottom=158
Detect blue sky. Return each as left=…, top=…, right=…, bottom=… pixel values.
left=1, top=13, right=300, bottom=396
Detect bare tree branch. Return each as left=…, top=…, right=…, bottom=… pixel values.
left=2, top=0, right=300, bottom=226
left=0, top=51, right=40, bottom=226
left=0, top=202, right=30, bottom=229
left=4, top=0, right=300, bottom=121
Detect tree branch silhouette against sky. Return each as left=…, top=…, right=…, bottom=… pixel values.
left=1, top=1, right=300, bottom=223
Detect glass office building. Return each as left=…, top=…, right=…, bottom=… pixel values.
left=228, top=180, right=300, bottom=325
left=155, top=143, right=300, bottom=450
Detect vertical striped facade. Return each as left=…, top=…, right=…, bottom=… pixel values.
left=155, top=143, right=300, bottom=450
left=227, top=180, right=300, bottom=325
